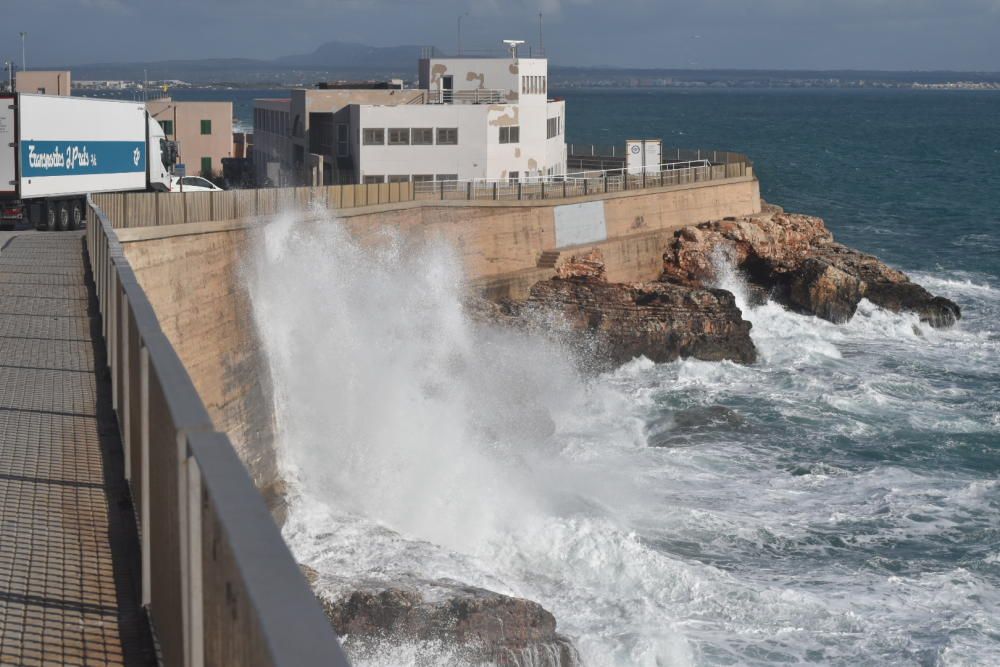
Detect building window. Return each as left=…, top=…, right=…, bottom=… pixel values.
left=436, top=174, right=458, bottom=181
left=160, top=120, right=174, bottom=136
left=509, top=171, right=519, bottom=183
left=388, top=175, right=410, bottom=183
left=363, top=128, right=385, bottom=145
left=337, top=124, right=350, bottom=157
left=499, top=126, right=520, bottom=144
left=200, top=119, right=212, bottom=135
left=412, top=174, right=434, bottom=183
left=200, top=157, right=212, bottom=176
left=411, top=128, right=434, bottom=145
left=363, top=175, right=385, bottom=184
left=547, top=116, right=561, bottom=139
left=388, top=128, right=410, bottom=146
left=436, top=128, right=458, bottom=145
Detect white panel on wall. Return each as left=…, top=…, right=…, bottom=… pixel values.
left=554, top=200, right=607, bottom=248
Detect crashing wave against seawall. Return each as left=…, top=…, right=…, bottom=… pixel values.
left=243, top=208, right=999, bottom=666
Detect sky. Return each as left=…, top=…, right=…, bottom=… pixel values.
left=2, top=0, right=1000, bottom=71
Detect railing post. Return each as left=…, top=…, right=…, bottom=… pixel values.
left=541, top=181, right=545, bottom=199
left=121, top=297, right=131, bottom=481
left=563, top=180, right=567, bottom=198
left=493, top=182, right=498, bottom=201
left=518, top=182, right=522, bottom=200
left=604, top=172, right=608, bottom=193
left=140, top=344, right=151, bottom=607
left=466, top=181, right=472, bottom=201
left=583, top=179, right=588, bottom=196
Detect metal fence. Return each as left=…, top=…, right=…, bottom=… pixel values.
left=92, top=182, right=413, bottom=229
left=567, top=145, right=751, bottom=172
left=414, top=158, right=750, bottom=202
left=85, top=195, right=350, bottom=667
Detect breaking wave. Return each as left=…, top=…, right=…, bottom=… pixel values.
left=246, top=209, right=999, bottom=666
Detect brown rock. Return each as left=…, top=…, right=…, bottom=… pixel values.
left=788, top=258, right=865, bottom=324
left=662, top=209, right=961, bottom=327
left=319, top=579, right=579, bottom=666
left=527, top=279, right=756, bottom=365
left=555, top=248, right=607, bottom=282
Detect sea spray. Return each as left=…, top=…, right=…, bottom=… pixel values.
left=245, top=208, right=1000, bottom=666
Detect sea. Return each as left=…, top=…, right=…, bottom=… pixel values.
left=232, top=87, right=1000, bottom=666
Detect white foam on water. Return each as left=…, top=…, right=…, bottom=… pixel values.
left=246, top=209, right=1000, bottom=666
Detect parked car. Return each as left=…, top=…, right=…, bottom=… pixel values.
left=170, top=176, right=223, bottom=193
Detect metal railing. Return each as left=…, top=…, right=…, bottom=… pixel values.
left=92, top=181, right=414, bottom=228
left=425, top=88, right=508, bottom=104
left=85, top=195, right=350, bottom=667
left=413, top=158, right=750, bottom=202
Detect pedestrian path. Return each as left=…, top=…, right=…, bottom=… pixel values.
left=0, top=232, right=155, bottom=666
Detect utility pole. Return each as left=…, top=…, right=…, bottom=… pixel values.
left=19, top=32, right=27, bottom=71
left=457, top=12, right=468, bottom=56
left=539, top=13, right=544, bottom=56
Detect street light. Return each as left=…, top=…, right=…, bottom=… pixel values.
left=19, top=32, right=27, bottom=71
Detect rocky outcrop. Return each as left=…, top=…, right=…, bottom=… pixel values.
left=661, top=206, right=960, bottom=326
left=527, top=278, right=756, bottom=365
left=316, top=578, right=579, bottom=666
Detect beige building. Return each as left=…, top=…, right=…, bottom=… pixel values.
left=147, top=97, right=233, bottom=178
left=15, top=70, right=71, bottom=96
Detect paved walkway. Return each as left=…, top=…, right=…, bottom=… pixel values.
left=0, top=232, right=155, bottom=666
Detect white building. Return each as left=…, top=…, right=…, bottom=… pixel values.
left=252, top=48, right=566, bottom=186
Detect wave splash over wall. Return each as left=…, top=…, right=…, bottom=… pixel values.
left=243, top=210, right=697, bottom=665
left=244, top=210, right=1000, bottom=666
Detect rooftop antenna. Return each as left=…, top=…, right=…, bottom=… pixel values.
left=457, top=12, right=469, bottom=56
left=19, top=32, right=26, bottom=71
left=503, top=39, right=525, bottom=59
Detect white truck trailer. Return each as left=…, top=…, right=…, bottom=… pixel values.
left=0, top=93, right=175, bottom=231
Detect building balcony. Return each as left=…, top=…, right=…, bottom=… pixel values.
left=424, top=88, right=509, bottom=104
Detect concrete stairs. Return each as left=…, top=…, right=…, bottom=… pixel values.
left=537, top=250, right=561, bottom=269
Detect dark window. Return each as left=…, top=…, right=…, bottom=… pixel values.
left=547, top=117, right=561, bottom=139
left=436, top=128, right=458, bottom=145
left=200, top=157, right=212, bottom=176
left=388, top=128, right=410, bottom=145
left=499, top=126, right=520, bottom=144
left=509, top=171, right=520, bottom=183
left=337, top=124, right=350, bottom=157
left=412, top=174, right=434, bottom=183
left=200, top=119, right=212, bottom=135
left=411, top=128, right=434, bottom=145
left=363, top=175, right=384, bottom=184
left=160, top=120, right=174, bottom=136
left=388, top=175, right=410, bottom=183
left=363, top=128, right=385, bottom=145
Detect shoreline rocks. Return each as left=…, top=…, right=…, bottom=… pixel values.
left=661, top=205, right=961, bottom=327
left=312, top=575, right=579, bottom=666
left=527, top=278, right=757, bottom=366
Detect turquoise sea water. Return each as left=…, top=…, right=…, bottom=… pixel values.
left=231, top=87, right=1000, bottom=665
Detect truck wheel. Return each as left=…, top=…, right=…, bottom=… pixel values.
left=45, top=204, right=57, bottom=231
left=70, top=201, right=83, bottom=230
left=57, top=202, right=71, bottom=232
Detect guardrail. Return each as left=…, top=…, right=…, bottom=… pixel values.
left=85, top=195, right=350, bottom=667
left=425, top=88, right=509, bottom=104
left=92, top=182, right=413, bottom=229
left=413, top=158, right=750, bottom=202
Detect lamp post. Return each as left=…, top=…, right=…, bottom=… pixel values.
left=19, top=32, right=27, bottom=71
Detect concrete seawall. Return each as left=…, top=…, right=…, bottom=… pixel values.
left=118, top=177, right=761, bottom=490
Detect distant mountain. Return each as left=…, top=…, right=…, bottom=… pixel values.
left=275, top=41, right=427, bottom=69
left=55, top=41, right=434, bottom=84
